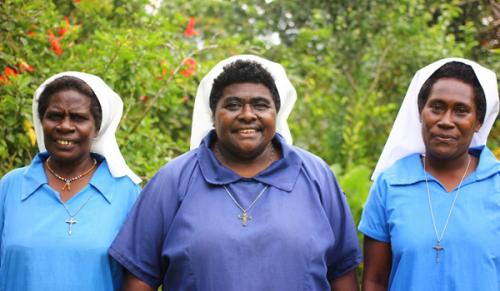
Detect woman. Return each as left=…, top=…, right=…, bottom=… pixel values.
left=0, top=72, right=142, bottom=290
left=110, top=55, right=362, bottom=290
left=359, top=58, right=499, bottom=290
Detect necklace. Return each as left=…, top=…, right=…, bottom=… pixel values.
left=223, top=185, right=269, bottom=227
left=46, top=157, right=97, bottom=191
left=423, top=155, right=471, bottom=263
left=60, top=194, right=94, bottom=235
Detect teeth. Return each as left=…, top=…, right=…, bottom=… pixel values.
left=239, top=129, right=256, bottom=134
left=57, top=140, right=73, bottom=145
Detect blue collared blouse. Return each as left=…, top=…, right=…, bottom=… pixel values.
left=0, top=152, right=140, bottom=291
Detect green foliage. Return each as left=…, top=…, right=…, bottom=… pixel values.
left=1, top=0, right=498, bottom=204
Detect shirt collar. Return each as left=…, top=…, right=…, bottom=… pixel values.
left=197, top=130, right=302, bottom=192
left=386, top=146, right=499, bottom=185
left=21, top=152, right=114, bottom=203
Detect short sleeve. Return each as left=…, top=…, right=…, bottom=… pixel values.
left=109, top=167, right=180, bottom=289
left=358, top=174, right=390, bottom=243
left=0, top=175, right=7, bottom=266
left=322, top=166, right=363, bottom=281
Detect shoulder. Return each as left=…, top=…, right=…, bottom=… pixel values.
left=1, top=166, right=29, bottom=183
left=289, top=145, right=332, bottom=173
left=153, top=149, right=199, bottom=181
left=376, top=153, right=422, bottom=185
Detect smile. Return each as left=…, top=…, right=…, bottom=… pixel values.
left=238, top=129, right=257, bottom=134
left=56, top=139, right=75, bottom=145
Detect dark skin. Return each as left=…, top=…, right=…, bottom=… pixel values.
left=362, top=78, right=482, bottom=291
left=122, top=82, right=360, bottom=291
left=41, top=89, right=99, bottom=202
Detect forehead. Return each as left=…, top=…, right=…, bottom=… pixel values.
left=221, top=82, right=272, bottom=99
left=428, top=78, right=475, bottom=104
left=46, top=89, right=92, bottom=110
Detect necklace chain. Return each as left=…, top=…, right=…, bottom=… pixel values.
left=223, top=185, right=269, bottom=227
left=423, top=154, right=471, bottom=263
left=60, top=194, right=94, bottom=236
left=46, top=156, right=97, bottom=191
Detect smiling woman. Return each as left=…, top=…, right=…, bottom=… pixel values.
left=110, top=55, right=362, bottom=291
left=359, top=58, right=500, bottom=291
left=0, top=72, right=141, bottom=291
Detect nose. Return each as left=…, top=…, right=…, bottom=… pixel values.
left=437, top=110, right=454, bottom=129
left=57, top=116, right=75, bottom=132
left=238, top=104, right=257, bottom=121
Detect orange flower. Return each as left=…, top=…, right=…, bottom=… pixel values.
left=4, top=67, right=17, bottom=78
left=179, top=57, right=196, bottom=77
left=26, top=31, right=36, bottom=37
left=48, top=29, right=63, bottom=55
left=183, top=17, right=198, bottom=37
left=19, top=61, right=34, bottom=72
left=139, top=95, right=148, bottom=103
left=74, top=0, right=80, bottom=3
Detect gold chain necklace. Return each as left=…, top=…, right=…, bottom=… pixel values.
left=46, top=156, right=97, bottom=191
left=423, top=154, right=471, bottom=263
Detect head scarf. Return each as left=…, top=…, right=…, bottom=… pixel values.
left=372, top=57, right=499, bottom=180
left=33, top=71, right=142, bottom=184
left=190, top=54, right=297, bottom=149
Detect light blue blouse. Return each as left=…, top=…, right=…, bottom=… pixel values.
left=110, top=131, right=362, bottom=290
left=0, top=152, right=140, bottom=291
left=359, top=146, right=500, bottom=291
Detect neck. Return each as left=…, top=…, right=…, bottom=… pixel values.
left=423, top=151, right=475, bottom=192
left=212, top=142, right=279, bottom=178
left=47, top=154, right=95, bottom=177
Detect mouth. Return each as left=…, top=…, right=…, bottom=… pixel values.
left=431, top=134, right=456, bottom=142
left=56, top=139, right=76, bottom=146
left=238, top=128, right=258, bottom=134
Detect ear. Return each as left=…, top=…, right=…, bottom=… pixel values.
left=474, top=122, right=482, bottom=133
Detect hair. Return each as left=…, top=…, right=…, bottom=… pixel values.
left=417, top=61, right=486, bottom=124
left=209, top=60, right=281, bottom=113
left=38, top=76, right=102, bottom=130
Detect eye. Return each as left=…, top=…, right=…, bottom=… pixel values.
left=45, top=112, right=63, bottom=121
left=71, top=114, right=87, bottom=121
left=454, top=105, right=470, bottom=116
left=253, top=101, right=271, bottom=111
left=224, top=101, right=243, bottom=111
left=429, top=102, right=444, bottom=113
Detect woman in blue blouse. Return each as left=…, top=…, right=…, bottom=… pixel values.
left=359, top=58, right=499, bottom=290
left=0, top=72, right=141, bottom=290
left=110, top=55, right=362, bottom=291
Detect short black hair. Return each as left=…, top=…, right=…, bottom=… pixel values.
left=209, top=60, right=281, bottom=113
left=417, top=61, right=486, bottom=124
left=38, top=76, right=102, bottom=130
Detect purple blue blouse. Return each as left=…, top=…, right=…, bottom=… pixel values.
left=110, top=131, right=361, bottom=290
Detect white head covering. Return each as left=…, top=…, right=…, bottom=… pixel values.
left=189, top=54, right=297, bottom=149
left=372, top=57, right=499, bottom=180
left=33, top=71, right=142, bottom=184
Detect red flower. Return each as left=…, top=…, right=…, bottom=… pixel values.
left=139, top=95, right=148, bottom=103
left=74, top=0, right=80, bottom=3
left=183, top=17, right=198, bottom=37
left=48, top=30, right=63, bottom=55
left=179, top=57, right=196, bottom=77
left=4, top=67, right=17, bottom=78
left=26, top=31, right=36, bottom=37
left=58, top=17, right=70, bottom=37
left=19, top=61, right=34, bottom=72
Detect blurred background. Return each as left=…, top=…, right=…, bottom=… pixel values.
left=1, top=0, right=499, bottom=228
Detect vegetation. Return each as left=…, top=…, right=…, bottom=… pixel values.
left=1, top=0, right=499, bottom=228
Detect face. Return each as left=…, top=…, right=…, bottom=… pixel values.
left=213, top=82, right=277, bottom=160
left=420, top=78, right=481, bottom=161
left=41, top=89, right=97, bottom=164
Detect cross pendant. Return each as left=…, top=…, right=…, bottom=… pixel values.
left=66, top=216, right=77, bottom=235
left=238, top=211, right=252, bottom=227
left=433, top=243, right=444, bottom=263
